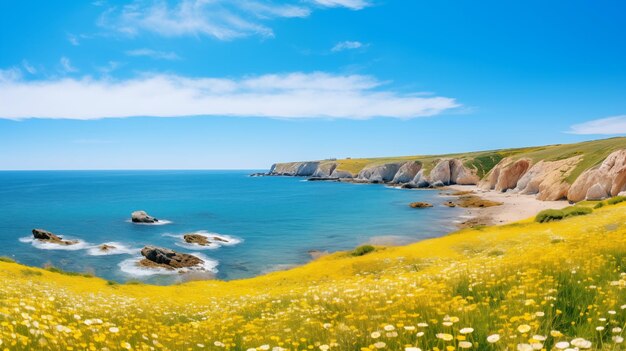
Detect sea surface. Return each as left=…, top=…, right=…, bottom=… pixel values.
left=0, top=170, right=462, bottom=284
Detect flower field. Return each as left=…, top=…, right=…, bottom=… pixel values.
left=1, top=202, right=626, bottom=351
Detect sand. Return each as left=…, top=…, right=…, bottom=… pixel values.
left=445, top=185, right=571, bottom=227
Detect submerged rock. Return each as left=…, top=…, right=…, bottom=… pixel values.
left=32, top=229, right=78, bottom=246
left=139, top=246, right=204, bottom=270
left=131, top=210, right=158, bottom=223
left=409, top=202, right=433, bottom=208
left=99, top=244, right=116, bottom=252
left=183, top=233, right=230, bottom=246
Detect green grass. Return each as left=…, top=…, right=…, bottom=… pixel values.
left=0, top=256, right=15, bottom=263
left=607, top=195, right=626, bottom=205
left=44, top=266, right=95, bottom=278
left=535, top=206, right=593, bottom=223
left=351, top=245, right=375, bottom=256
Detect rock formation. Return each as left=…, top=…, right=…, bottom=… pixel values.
left=392, top=162, right=422, bottom=183
left=567, top=150, right=626, bottom=202
left=514, top=156, right=581, bottom=201
left=140, top=246, right=204, bottom=270
left=269, top=162, right=320, bottom=176
left=131, top=211, right=158, bottom=223
left=98, top=244, right=116, bottom=252
left=480, top=158, right=531, bottom=192
left=311, top=163, right=337, bottom=178
left=330, top=169, right=353, bottom=179
left=357, top=163, right=402, bottom=183
left=32, top=229, right=78, bottom=246
left=409, top=202, right=433, bottom=208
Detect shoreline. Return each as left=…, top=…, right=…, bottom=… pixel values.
left=444, top=184, right=571, bottom=227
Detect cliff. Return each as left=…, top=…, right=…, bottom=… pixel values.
left=266, top=137, right=626, bottom=202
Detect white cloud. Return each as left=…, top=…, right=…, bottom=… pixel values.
left=0, top=72, right=459, bottom=120
left=21, top=60, right=37, bottom=74
left=313, top=0, right=371, bottom=10
left=100, top=0, right=311, bottom=40
left=126, top=48, right=181, bottom=60
left=568, top=115, right=626, bottom=135
left=332, top=40, right=367, bottom=52
left=60, top=57, right=78, bottom=73
left=67, top=33, right=80, bottom=46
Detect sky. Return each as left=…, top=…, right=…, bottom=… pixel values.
left=0, top=0, right=625, bottom=170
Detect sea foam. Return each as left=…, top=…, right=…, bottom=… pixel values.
left=19, top=236, right=90, bottom=251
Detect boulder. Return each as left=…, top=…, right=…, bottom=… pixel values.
left=357, top=163, right=402, bottom=183
left=311, top=163, right=337, bottom=178
left=99, top=244, right=116, bottom=252
left=392, top=161, right=422, bottom=184
left=139, top=246, right=204, bottom=270
left=568, top=150, right=626, bottom=202
left=514, top=156, right=582, bottom=201
left=32, top=229, right=78, bottom=246
left=131, top=210, right=158, bottom=223
left=409, top=202, right=433, bottom=208
left=586, top=183, right=609, bottom=200
left=184, top=234, right=210, bottom=246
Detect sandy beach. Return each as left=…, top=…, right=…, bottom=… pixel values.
left=446, top=185, right=571, bottom=227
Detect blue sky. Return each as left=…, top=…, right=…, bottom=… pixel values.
left=0, top=0, right=625, bottom=169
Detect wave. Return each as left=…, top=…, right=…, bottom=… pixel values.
left=118, top=253, right=218, bottom=277
left=165, top=231, right=242, bottom=250
left=125, top=219, right=173, bottom=226
left=86, top=242, right=137, bottom=256
left=19, top=236, right=90, bottom=251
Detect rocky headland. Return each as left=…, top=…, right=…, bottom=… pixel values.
left=262, top=138, right=626, bottom=204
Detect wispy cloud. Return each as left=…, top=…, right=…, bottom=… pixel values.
left=67, top=33, right=80, bottom=46
left=312, top=0, right=371, bottom=10
left=0, top=72, right=459, bottom=120
left=126, top=48, right=181, bottom=60
left=60, top=57, right=78, bottom=73
left=332, top=40, right=367, bottom=52
left=21, top=60, right=37, bottom=74
left=100, top=0, right=310, bottom=40
left=99, top=0, right=368, bottom=40
left=568, top=115, right=626, bottom=135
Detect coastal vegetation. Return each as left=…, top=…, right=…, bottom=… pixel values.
left=534, top=206, right=593, bottom=223
left=1, top=201, right=626, bottom=350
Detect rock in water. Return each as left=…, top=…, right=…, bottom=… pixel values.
left=184, top=234, right=210, bottom=246
left=99, top=244, right=116, bottom=252
left=409, top=202, right=433, bottom=208
left=140, top=246, right=204, bottom=269
left=32, top=229, right=78, bottom=246
left=131, top=210, right=158, bottom=223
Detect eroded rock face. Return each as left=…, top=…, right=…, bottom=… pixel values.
left=429, top=160, right=451, bottom=185
left=140, top=246, right=204, bottom=270
left=131, top=211, right=158, bottom=223
left=330, top=169, right=353, bottom=179
left=514, top=156, right=582, bottom=201
left=450, top=159, right=481, bottom=185
left=311, top=163, right=337, bottom=178
left=410, top=169, right=430, bottom=188
left=392, top=161, right=422, bottom=184
left=568, top=150, right=626, bottom=202
left=270, top=162, right=320, bottom=176
left=480, top=158, right=531, bottom=192
left=357, top=163, right=402, bottom=183
left=32, top=229, right=78, bottom=246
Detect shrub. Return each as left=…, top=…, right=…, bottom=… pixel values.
left=0, top=256, right=15, bottom=263
left=351, top=245, right=375, bottom=257
left=535, top=206, right=592, bottom=223
left=594, top=202, right=605, bottom=209
left=607, top=196, right=626, bottom=205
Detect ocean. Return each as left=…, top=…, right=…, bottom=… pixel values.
left=0, top=170, right=461, bottom=284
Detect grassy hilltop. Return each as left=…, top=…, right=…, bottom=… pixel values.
left=2, top=198, right=626, bottom=350
left=319, top=137, right=626, bottom=181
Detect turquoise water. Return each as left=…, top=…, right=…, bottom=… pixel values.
left=0, top=171, right=461, bottom=284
